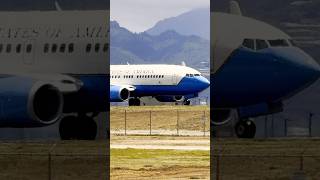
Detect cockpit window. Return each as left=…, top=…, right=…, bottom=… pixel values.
left=268, top=39, right=289, bottom=47
left=194, top=74, right=200, bottom=76
left=242, top=39, right=255, bottom=50
left=256, top=39, right=268, bottom=50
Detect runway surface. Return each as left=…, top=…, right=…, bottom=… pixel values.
left=111, top=135, right=210, bottom=151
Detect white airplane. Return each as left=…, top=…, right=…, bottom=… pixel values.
left=110, top=64, right=210, bottom=106
left=0, top=10, right=109, bottom=140
left=212, top=1, right=320, bottom=138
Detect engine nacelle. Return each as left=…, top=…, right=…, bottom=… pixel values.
left=0, top=77, right=63, bottom=127
left=212, top=109, right=234, bottom=126
left=110, top=85, right=130, bottom=102
left=155, top=95, right=184, bottom=102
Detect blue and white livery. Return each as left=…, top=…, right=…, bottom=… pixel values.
left=110, top=64, right=210, bottom=106
left=212, top=1, right=320, bottom=138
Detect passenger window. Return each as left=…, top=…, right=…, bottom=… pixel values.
left=6, top=44, right=11, bottom=53
left=95, top=43, right=100, bottom=52
left=256, top=39, right=268, bottom=50
left=44, top=43, right=49, bottom=53
left=86, top=44, right=91, bottom=53
left=103, top=43, right=109, bottom=52
left=68, top=43, right=74, bottom=53
left=52, top=44, right=57, bottom=53
left=60, top=44, right=66, bottom=53
left=242, top=39, right=255, bottom=50
left=16, top=44, right=21, bottom=53
left=26, top=44, right=32, bottom=53
left=268, top=39, right=289, bottom=47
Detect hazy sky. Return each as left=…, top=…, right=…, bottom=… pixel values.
left=111, top=0, right=209, bottom=33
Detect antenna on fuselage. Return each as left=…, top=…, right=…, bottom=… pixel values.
left=55, top=1, right=62, bottom=11
left=127, top=62, right=130, bottom=65
left=181, top=61, right=186, bottom=66
left=229, top=1, right=242, bottom=16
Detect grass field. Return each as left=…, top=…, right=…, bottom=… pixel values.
left=110, top=106, right=210, bottom=133
left=0, top=141, right=108, bottom=180
left=212, top=138, right=320, bottom=180
left=111, top=148, right=210, bottom=179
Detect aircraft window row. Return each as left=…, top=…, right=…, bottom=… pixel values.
left=110, top=75, right=165, bottom=79
left=137, top=75, right=164, bottom=78
left=242, top=39, right=292, bottom=50
left=86, top=43, right=109, bottom=53
left=0, top=44, right=33, bottom=53
left=44, top=43, right=74, bottom=53
left=111, top=75, right=121, bottom=78
left=186, top=74, right=200, bottom=77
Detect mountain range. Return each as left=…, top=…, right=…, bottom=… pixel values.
left=146, top=8, right=209, bottom=40
left=110, top=21, right=209, bottom=68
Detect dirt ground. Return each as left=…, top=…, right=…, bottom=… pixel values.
left=0, top=141, right=108, bottom=180
left=212, top=138, right=320, bottom=180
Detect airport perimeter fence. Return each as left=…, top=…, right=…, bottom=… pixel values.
left=215, top=112, right=320, bottom=138
left=212, top=154, right=320, bottom=180
left=110, top=109, right=210, bottom=136
left=0, top=152, right=108, bottom=180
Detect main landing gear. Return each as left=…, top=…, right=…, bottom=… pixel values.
left=235, top=118, right=256, bottom=138
left=183, top=99, right=191, bottom=105
left=59, top=113, right=97, bottom=140
left=129, top=98, right=140, bottom=106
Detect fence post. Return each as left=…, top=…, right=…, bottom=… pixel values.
left=124, top=110, right=127, bottom=136
left=177, top=110, right=179, bottom=136
left=48, top=153, right=51, bottom=180
left=48, top=143, right=56, bottom=180
left=271, top=115, right=274, bottom=137
left=264, top=116, right=268, bottom=138
left=309, top=113, right=313, bottom=137
left=203, top=111, right=206, bottom=137
left=149, top=111, right=152, bottom=135
left=284, top=118, right=287, bottom=137
left=216, top=154, right=220, bottom=180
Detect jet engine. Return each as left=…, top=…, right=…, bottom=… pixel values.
left=212, top=109, right=234, bottom=126
left=0, top=77, right=63, bottom=127
left=110, top=85, right=130, bottom=102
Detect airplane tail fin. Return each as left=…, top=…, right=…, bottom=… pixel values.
left=230, top=1, right=242, bottom=16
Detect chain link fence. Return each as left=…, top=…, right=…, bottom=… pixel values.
left=0, top=152, right=108, bottom=180
left=212, top=154, right=320, bottom=180
left=111, top=109, right=210, bottom=136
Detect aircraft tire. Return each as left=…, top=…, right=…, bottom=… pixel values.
left=184, top=99, right=191, bottom=105
left=235, top=119, right=256, bottom=138
left=59, top=116, right=78, bottom=140
left=77, top=115, right=97, bottom=140
left=129, top=98, right=140, bottom=106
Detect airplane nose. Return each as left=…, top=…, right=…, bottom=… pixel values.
left=272, top=47, right=320, bottom=88
left=197, top=76, right=210, bottom=90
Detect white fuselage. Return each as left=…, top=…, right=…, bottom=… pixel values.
left=0, top=10, right=109, bottom=75
left=110, top=64, right=201, bottom=86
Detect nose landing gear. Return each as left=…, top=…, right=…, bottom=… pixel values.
left=235, top=118, right=256, bottom=138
